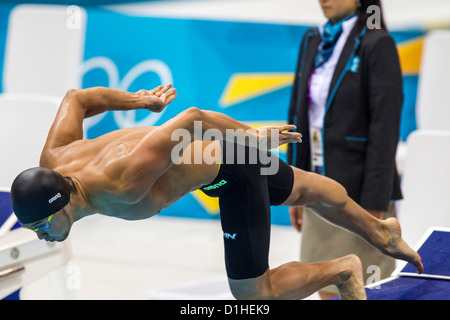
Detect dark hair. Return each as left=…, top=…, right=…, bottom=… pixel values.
left=356, top=0, right=388, bottom=32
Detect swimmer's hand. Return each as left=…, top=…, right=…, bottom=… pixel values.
left=257, top=125, right=302, bottom=149
left=137, top=84, right=178, bottom=112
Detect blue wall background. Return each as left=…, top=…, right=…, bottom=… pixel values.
left=0, top=4, right=424, bottom=225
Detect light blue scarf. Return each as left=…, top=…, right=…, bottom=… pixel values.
left=315, top=13, right=356, bottom=68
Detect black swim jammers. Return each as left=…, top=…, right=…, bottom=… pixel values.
left=200, top=141, right=294, bottom=280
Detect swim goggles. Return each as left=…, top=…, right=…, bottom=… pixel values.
left=23, top=214, right=55, bottom=232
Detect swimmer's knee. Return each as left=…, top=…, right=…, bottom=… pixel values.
left=228, top=270, right=274, bottom=300
left=228, top=283, right=270, bottom=300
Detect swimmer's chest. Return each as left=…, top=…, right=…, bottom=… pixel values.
left=96, top=191, right=165, bottom=221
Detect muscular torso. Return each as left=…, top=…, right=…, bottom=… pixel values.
left=44, top=127, right=220, bottom=221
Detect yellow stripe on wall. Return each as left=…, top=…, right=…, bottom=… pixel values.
left=397, top=37, right=424, bottom=75
left=191, top=190, right=220, bottom=215
left=219, top=37, right=424, bottom=109
left=220, top=73, right=294, bottom=108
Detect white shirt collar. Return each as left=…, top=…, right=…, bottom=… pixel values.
left=318, top=15, right=358, bottom=36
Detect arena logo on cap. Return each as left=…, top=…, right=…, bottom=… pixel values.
left=48, top=192, right=62, bottom=204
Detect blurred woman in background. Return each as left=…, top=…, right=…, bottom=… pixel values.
left=287, top=0, right=403, bottom=299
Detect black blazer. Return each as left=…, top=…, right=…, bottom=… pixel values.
left=287, top=23, right=403, bottom=211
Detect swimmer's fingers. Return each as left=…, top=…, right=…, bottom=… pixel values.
left=280, top=131, right=302, bottom=144
left=278, top=125, right=297, bottom=132
left=139, top=84, right=178, bottom=112
left=259, top=124, right=297, bottom=132
left=152, top=84, right=177, bottom=106
left=160, top=88, right=178, bottom=106
left=147, top=85, right=164, bottom=95
left=154, top=84, right=173, bottom=97
left=145, top=84, right=174, bottom=96
left=271, top=125, right=302, bottom=145
left=256, top=125, right=301, bottom=149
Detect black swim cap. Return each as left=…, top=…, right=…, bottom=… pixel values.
left=11, top=167, right=71, bottom=224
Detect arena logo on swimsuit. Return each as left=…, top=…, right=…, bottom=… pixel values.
left=202, top=180, right=227, bottom=191
left=224, top=232, right=237, bottom=240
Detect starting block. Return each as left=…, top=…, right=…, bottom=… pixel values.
left=363, top=227, right=450, bottom=300
left=0, top=188, right=72, bottom=300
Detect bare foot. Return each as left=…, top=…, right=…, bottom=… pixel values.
left=381, top=218, right=424, bottom=274
left=335, top=254, right=367, bottom=300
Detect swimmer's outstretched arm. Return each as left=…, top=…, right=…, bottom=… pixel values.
left=41, top=85, right=177, bottom=155
left=132, top=106, right=302, bottom=167
left=118, top=107, right=303, bottom=183
left=79, top=84, right=178, bottom=117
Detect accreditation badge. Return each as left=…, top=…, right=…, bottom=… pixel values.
left=310, top=126, right=324, bottom=174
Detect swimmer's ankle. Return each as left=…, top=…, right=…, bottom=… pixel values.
left=334, top=254, right=360, bottom=285
left=335, top=255, right=366, bottom=300
left=376, top=217, right=401, bottom=255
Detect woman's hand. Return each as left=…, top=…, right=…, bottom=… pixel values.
left=289, top=206, right=304, bottom=232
